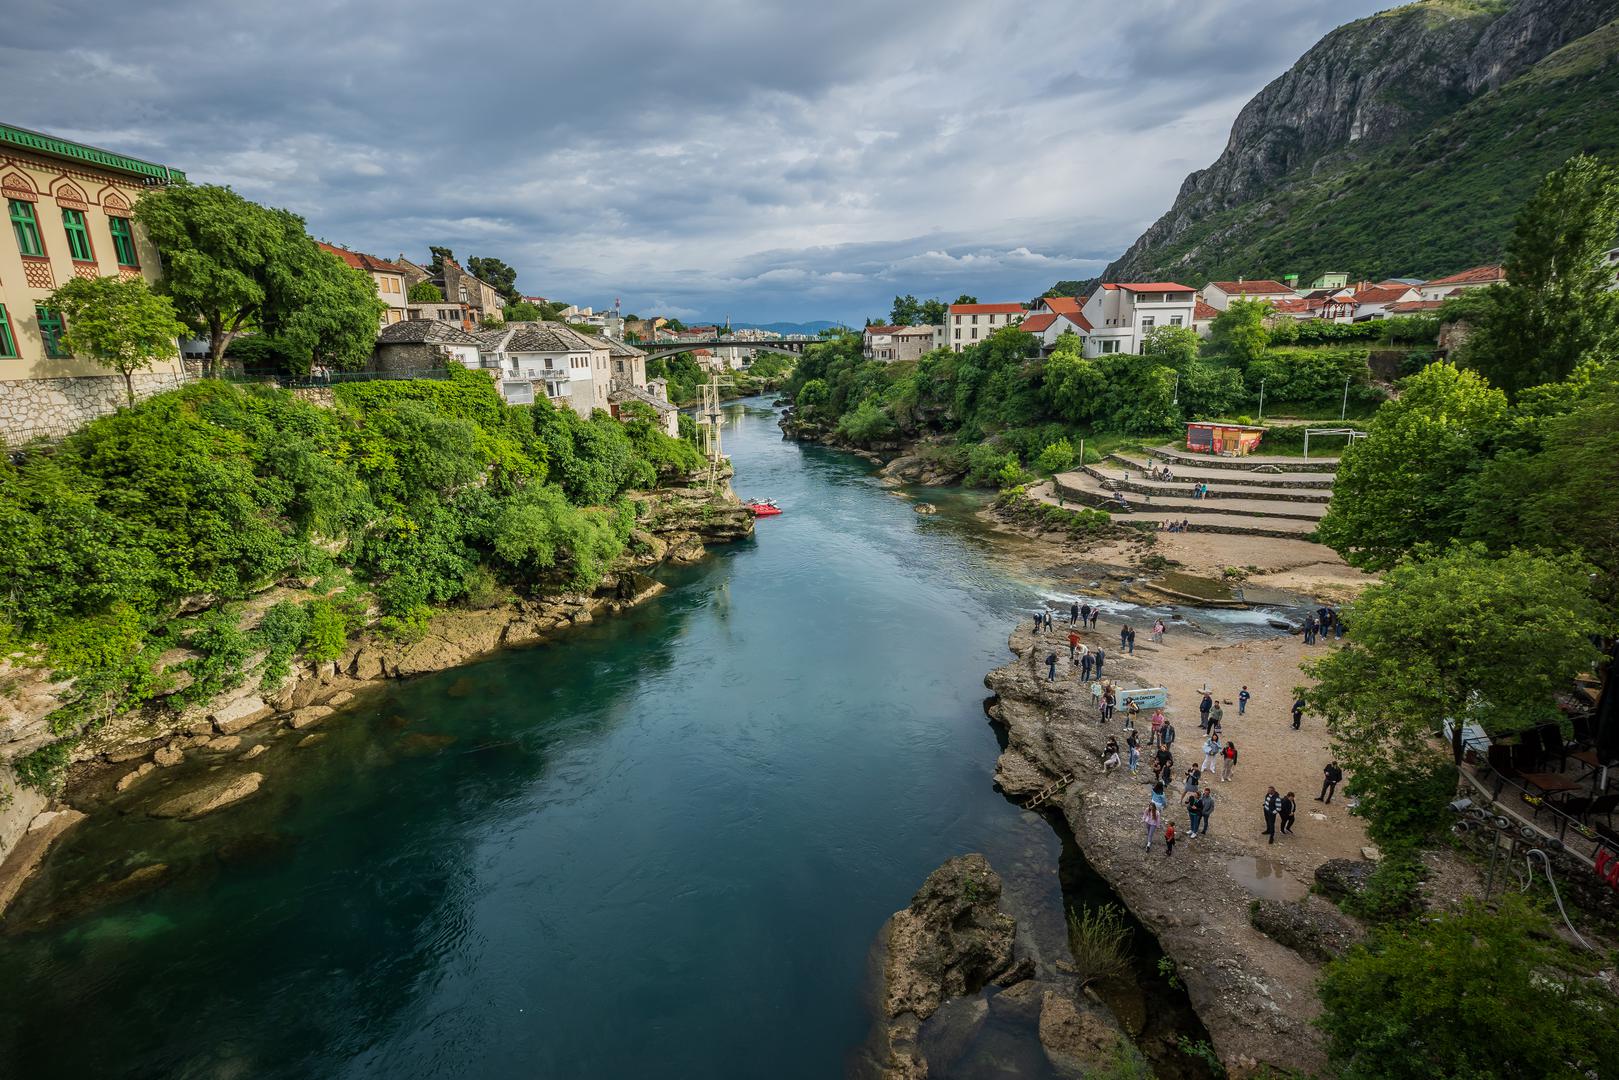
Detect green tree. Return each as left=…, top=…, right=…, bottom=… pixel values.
left=953, top=294, right=979, bottom=305
left=46, top=276, right=188, bottom=404
left=1318, top=897, right=1617, bottom=1080
left=919, top=299, right=948, bottom=325
left=408, top=281, right=443, bottom=303
left=503, top=299, right=544, bottom=321
left=890, top=294, right=922, bottom=325
left=1303, top=545, right=1606, bottom=825
left=134, top=183, right=287, bottom=375
left=467, top=256, right=521, bottom=303
left=427, top=246, right=454, bottom=277
left=1141, top=325, right=1201, bottom=367
left=268, top=244, right=388, bottom=373
left=1207, top=299, right=1270, bottom=366
left=1035, top=438, right=1075, bottom=473
left=1462, top=155, right=1619, bottom=397
left=1317, top=363, right=1508, bottom=571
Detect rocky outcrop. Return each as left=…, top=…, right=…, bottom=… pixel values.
left=1104, top=0, right=1619, bottom=281
left=984, top=624, right=1352, bottom=1076
left=1039, top=991, right=1131, bottom=1078
left=1313, top=858, right=1375, bottom=901
left=1249, top=897, right=1365, bottom=963
left=871, top=854, right=1024, bottom=1079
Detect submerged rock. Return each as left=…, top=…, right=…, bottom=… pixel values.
left=870, top=853, right=1022, bottom=1079
left=148, top=772, right=265, bottom=821
left=913, top=503, right=939, bottom=515
left=211, top=695, right=272, bottom=735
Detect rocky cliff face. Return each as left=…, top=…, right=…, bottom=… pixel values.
left=1104, top=0, right=1619, bottom=282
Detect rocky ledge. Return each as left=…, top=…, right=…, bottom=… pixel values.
left=983, top=624, right=1365, bottom=1077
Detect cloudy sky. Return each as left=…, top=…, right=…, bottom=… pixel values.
left=3, top=0, right=1388, bottom=325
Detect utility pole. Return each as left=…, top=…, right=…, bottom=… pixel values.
left=1341, top=374, right=1351, bottom=420
left=1257, top=378, right=1266, bottom=423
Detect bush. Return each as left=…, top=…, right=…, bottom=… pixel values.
left=1318, top=896, right=1616, bottom=1080
left=1066, top=903, right=1133, bottom=989
left=835, top=399, right=899, bottom=444
left=255, top=599, right=310, bottom=687
left=1035, top=438, right=1076, bottom=473
left=966, top=443, right=1018, bottom=488
left=13, top=738, right=76, bottom=795
left=302, top=598, right=349, bottom=662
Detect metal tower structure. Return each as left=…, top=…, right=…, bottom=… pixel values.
left=696, top=371, right=734, bottom=492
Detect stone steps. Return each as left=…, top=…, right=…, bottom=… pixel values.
left=1054, top=472, right=1327, bottom=523
left=1107, top=454, right=1335, bottom=490
left=1149, top=444, right=1339, bottom=474
left=1087, top=463, right=1331, bottom=504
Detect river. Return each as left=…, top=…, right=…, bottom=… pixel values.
left=0, top=398, right=1220, bottom=1078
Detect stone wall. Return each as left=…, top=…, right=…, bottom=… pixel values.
left=0, top=372, right=192, bottom=445
left=372, top=342, right=452, bottom=374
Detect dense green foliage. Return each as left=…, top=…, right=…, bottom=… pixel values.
left=1460, top=155, right=1619, bottom=396
left=46, top=276, right=189, bottom=404
left=1318, top=897, right=1617, bottom=1080
left=783, top=312, right=1396, bottom=485
left=0, top=369, right=705, bottom=788
left=1111, top=11, right=1619, bottom=285
left=136, top=183, right=385, bottom=374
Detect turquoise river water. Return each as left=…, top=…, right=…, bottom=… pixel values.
left=0, top=398, right=1233, bottom=1078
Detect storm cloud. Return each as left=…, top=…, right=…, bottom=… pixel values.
left=1, top=0, right=1387, bottom=323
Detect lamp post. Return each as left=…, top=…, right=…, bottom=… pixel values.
left=1257, top=378, right=1266, bottom=423
left=1341, top=373, right=1351, bottom=420
left=1171, top=371, right=1180, bottom=406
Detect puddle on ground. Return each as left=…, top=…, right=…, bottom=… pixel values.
left=1226, top=856, right=1307, bottom=901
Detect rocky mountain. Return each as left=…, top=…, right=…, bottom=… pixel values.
left=1104, top=0, right=1619, bottom=285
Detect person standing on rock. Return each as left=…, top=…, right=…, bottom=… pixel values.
left=1184, top=764, right=1201, bottom=795
left=1080, top=649, right=1094, bottom=681
left=1200, top=734, right=1219, bottom=774
left=1152, top=619, right=1165, bottom=643
left=1070, top=601, right=1080, bottom=625
left=1184, top=789, right=1203, bottom=838
left=1045, top=609, right=1055, bottom=633
left=1126, top=626, right=1137, bottom=655
left=1317, top=761, right=1343, bottom=804
left=1120, top=624, right=1130, bottom=650
left=1280, top=791, right=1297, bottom=835
left=1209, top=699, right=1223, bottom=730
left=1045, top=651, right=1058, bottom=681
left=1291, top=696, right=1306, bottom=731
left=1221, top=740, right=1238, bottom=782
left=1163, top=819, right=1177, bottom=857
left=1033, top=610, right=1044, bottom=634
left=1161, top=717, right=1176, bottom=754
left=1093, top=647, right=1106, bottom=678
left=1142, top=802, right=1162, bottom=851
left=1262, top=786, right=1281, bottom=844
left=1149, top=709, right=1166, bottom=748
left=1068, top=629, right=1081, bottom=661
left=1153, top=746, right=1173, bottom=784
left=1080, top=602, right=1092, bottom=627
left=1199, top=691, right=1213, bottom=731
left=1238, top=685, right=1251, bottom=715
left=1150, top=781, right=1167, bottom=815
left=1089, top=607, right=1099, bottom=629
left=1126, top=730, right=1141, bottom=775
left=1199, top=788, right=1215, bottom=835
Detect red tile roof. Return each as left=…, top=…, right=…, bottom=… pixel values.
left=1039, top=296, right=1083, bottom=315
left=1387, top=299, right=1445, bottom=313
left=1059, top=311, right=1093, bottom=333
left=1267, top=298, right=1313, bottom=314
left=1019, top=313, right=1058, bottom=334
left=1193, top=300, right=1220, bottom=321
left=1351, top=285, right=1416, bottom=305
left=949, top=302, right=1026, bottom=314
left=1207, top=279, right=1294, bottom=295
left=865, top=324, right=906, bottom=335
left=318, top=241, right=408, bottom=275
left=1424, top=263, right=1506, bottom=287
left=1115, top=282, right=1195, bottom=292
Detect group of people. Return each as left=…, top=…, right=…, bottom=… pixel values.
left=1188, top=483, right=1215, bottom=500
left=1302, top=606, right=1343, bottom=645
left=1157, top=519, right=1195, bottom=533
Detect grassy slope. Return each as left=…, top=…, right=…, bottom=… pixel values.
left=1135, top=17, right=1619, bottom=284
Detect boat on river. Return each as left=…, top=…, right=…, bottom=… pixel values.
left=746, top=499, right=782, bottom=517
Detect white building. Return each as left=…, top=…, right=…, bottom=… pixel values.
left=1415, top=264, right=1507, bottom=301
left=476, top=322, right=612, bottom=416
left=862, top=324, right=938, bottom=361
left=1347, top=283, right=1422, bottom=321
left=1077, top=283, right=1197, bottom=356
left=945, top=302, right=1025, bottom=352
left=1016, top=311, right=1091, bottom=351
left=1199, top=279, right=1299, bottom=311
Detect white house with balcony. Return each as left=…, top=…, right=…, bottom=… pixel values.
left=475, top=322, right=613, bottom=416
left=1077, top=283, right=1197, bottom=356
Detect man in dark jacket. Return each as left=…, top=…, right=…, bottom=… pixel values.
left=1161, top=720, right=1176, bottom=750
left=1317, top=761, right=1343, bottom=803
left=1291, top=697, right=1306, bottom=730
left=1262, top=786, right=1281, bottom=844
left=1093, top=648, right=1106, bottom=677
left=1199, top=788, right=1215, bottom=834
left=1045, top=652, right=1058, bottom=681
left=1198, top=691, right=1213, bottom=730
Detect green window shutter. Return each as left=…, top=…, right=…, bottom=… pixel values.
left=108, top=216, right=139, bottom=267
left=9, top=199, right=44, bottom=257
left=0, top=305, right=16, bottom=358
left=62, top=208, right=93, bottom=261
left=36, top=307, right=67, bottom=358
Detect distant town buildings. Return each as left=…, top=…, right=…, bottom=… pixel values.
left=317, top=242, right=411, bottom=326
left=862, top=324, right=937, bottom=362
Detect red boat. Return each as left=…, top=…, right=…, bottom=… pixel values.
left=746, top=499, right=782, bottom=517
